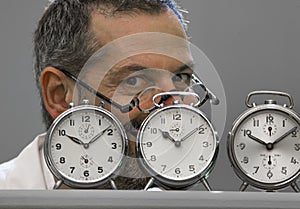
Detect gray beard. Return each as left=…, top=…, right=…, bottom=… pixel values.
left=100, top=118, right=150, bottom=190
left=113, top=157, right=150, bottom=190
left=99, top=156, right=150, bottom=190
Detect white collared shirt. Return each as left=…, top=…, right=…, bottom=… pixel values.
left=0, top=133, right=55, bottom=189
left=0, top=133, right=162, bottom=191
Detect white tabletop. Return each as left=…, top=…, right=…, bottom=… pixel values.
left=0, top=190, right=299, bottom=209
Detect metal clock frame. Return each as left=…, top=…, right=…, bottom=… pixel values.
left=227, top=91, right=300, bottom=192
left=44, top=104, right=129, bottom=189
left=136, top=99, right=219, bottom=190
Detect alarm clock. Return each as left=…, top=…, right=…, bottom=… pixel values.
left=44, top=101, right=128, bottom=189
left=137, top=91, right=219, bottom=190
left=228, top=91, right=300, bottom=192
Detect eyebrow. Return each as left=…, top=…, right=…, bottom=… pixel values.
left=104, top=65, right=148, bottom=83
left=110, top=64, right=147, bottom=75
left=177, top=61, right=195, bottom=73
left=108, top=61, right=195, bottom=77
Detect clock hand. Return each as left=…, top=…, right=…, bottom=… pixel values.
left=84, top=124, right=91, bottom=134
left=268, top=127, right=272, bottom=136
left=170, top=128, right=180, bottom=132
left=158, top=129, right=184, bottom=147
left=88, top=125, right=112, bottom=145
left=158, top=129, right=176, bottom=143
left=272, top=126, right=297, bottom=146
left=268, top=155, right=272, bottom=165
left=180, top=127, right=199, bottom=142
left=65, top=134, right=85, bottom=146
left=81, top=156, right=89, bottom=164
left=247, top=133, right=268, bottom=146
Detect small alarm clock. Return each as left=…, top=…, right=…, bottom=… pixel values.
left=228, top=91, right=300, bottom=192
left=44, top=101, right=128, bottom=189
left=137, top=91, right=219, bottom=190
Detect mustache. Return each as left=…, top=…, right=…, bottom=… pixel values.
left=115, top=114, right=152, bottom=190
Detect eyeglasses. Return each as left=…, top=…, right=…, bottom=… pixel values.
left=56, top=68, right=215, bottom=114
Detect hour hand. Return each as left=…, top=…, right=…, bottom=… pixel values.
left=159, top=129, right=176, bottom=143
left=65, top=134, right=85, bottom=145
left=247, top=132, right=267, bottom=146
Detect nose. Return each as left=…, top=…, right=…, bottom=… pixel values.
left=155, top=73, right=187, bottom=106
left=162, top=92, right=183, bottom=106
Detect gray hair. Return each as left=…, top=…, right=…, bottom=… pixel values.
left=33, top=0, right=187, bottom=129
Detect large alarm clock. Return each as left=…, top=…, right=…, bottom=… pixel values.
left=228, top=91, right=300, bottom=192
left=44, top=101, right=128, bottom=189
left=137, top=91, right=219, bottom=190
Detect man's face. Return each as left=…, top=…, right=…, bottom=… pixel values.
left=77, top=10, right=193, bottom=189
left=89, top=10, right=192, bottom=123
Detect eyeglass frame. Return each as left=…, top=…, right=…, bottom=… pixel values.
left=54, top=67, right=213, bottom=114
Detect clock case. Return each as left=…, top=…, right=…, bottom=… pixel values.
left=227, top=91, right=300, bottom=192
left=44, top=104, right=129, bottom=189
left=136, top=103, right=219, bottom=191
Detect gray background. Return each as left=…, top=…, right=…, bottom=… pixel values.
left=0, top=0, right=299, bottom=191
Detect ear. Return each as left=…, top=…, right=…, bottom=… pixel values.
left=40, top=67, right=74, bottom=119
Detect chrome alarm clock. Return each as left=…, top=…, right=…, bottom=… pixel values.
left=228, top=91, right=300, bottom=192
left=44, top=101, right=128, bottom=189
left=137, top=91, right=219, bottom=190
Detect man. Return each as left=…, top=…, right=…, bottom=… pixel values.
left=0, top=0, right=193, bottom=189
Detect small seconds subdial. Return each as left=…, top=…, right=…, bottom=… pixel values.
left=80, top=154, right=94, bottom=168
left=262, top=154, right=277, bottom=170
left=263, top=124, right=277, bottom=137
left=78, top=124, right=95, bottom=140
left=169, top=122, right=183, bottom=137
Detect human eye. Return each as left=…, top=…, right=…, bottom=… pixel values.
left=122, top=75, right=149, bottom=92
left=172, top=73, right=192, bottom=86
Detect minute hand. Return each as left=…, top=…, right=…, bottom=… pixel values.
left=88, top=125, right=112, bottom=145
left=272, top=127, right=297, bottom=145
left=180, top=127, right=199, bottom=142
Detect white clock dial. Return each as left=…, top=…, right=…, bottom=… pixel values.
left=137, top=105, right=218, bottom=188
left=45, top=105, right=128, bottom=188
left=229, top=107, right=300, bottom=189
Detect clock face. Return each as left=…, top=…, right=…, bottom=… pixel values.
left=45, top=106, right=127, bottom=188
left=229, top=107, right=300, bottom=188
left=137, top=105, right=217, bottom=188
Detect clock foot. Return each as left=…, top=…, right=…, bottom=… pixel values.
left=110, top=179, right=118, bottom=190
left=291, top=182, right=300, bottom=193
left=53, top=180, right=63, bottom=190
left=144, top=177, right=155, bottom=191
left=202, top=178, right=212, bottom=191
left=239, top=182, right=248, bottom=192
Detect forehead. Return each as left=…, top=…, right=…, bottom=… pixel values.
left=91, top=9, right=187, bottom=45
left=80, top=10, right=192, bottom=81
left=82, top=39, right=193, bottom=82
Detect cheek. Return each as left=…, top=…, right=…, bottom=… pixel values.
left=128, top=109, right=149, bottom=126
left=128, top=108, right=142, bottom=120
left=109, top=106, right=145, bottom=127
